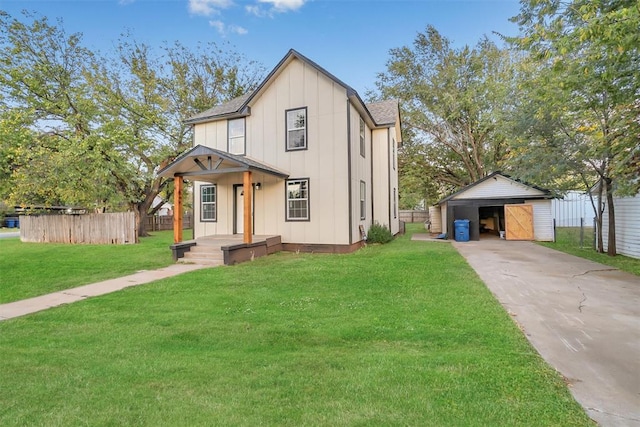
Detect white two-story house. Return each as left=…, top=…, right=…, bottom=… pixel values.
left=159, top=49, right=401, bottom=263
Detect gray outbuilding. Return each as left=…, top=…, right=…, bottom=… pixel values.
left=437, top=172, right=554, bottom=241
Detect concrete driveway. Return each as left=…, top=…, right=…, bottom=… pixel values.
left=0, top=231, right=20, bottom=239
left=453, top=239, right=640, bottom=427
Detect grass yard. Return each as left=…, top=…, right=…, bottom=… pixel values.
left=540, top=227, right=640, bottom=276
left=0, top=224, right=591, bottom=426
left=0, top=230, right=191, bottom=304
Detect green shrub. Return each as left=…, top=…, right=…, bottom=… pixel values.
left=367, top=222, right=394, bottom=244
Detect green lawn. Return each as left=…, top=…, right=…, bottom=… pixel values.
left=0, top=230, right=191, bottom=304
left=540, top=227, right=640, bottom=276
left=0, top=224, right=591, bottom=426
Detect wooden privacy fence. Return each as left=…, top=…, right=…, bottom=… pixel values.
left=399, top=210, right=429, bottom=223
left=20, top=212, right=138, bottom=244
left=146, top=214, right=193, bottom=231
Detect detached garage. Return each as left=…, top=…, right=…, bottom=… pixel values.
left=438, top=172, right=554, bottom=241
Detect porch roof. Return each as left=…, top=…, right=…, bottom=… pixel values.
left=157, top=145, right=289, bottom=180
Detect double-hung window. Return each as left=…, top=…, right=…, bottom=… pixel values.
left=359, top=117, right=365, bottom=157
left=286, top=179, right=309, bottom=221
left=392, top=138, right=396, bottom=170
left=286, top=107, right=307, bottom=151
left=201, top=185, right=217, bottom=221
left=228, top=118, right=245, bottom=155
left=360, top=181, right=366, bottom=220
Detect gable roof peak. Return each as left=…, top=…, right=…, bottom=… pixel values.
left=185, top=49, right=396, bottom=127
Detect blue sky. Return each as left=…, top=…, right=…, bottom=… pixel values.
left=1, top=0, right=522, bottom=95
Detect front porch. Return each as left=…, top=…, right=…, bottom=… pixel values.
left=158, top=145, right=290, bottom=265
left=170, top=235, right=282, bottom=266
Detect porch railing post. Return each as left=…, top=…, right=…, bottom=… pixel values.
left=243, top=171, right=252, bottom=244
left=173, top=176, right=183, bottom=244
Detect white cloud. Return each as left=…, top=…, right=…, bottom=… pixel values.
left=245, top=4, right=269, bottom=17
left=209, top=20, right=248, bottom=36
left=189, top=0, right=234, bottom=17
left=257, top=0, right=306, bottom=13
left=229, top=25, right=248, bottom=35
left=209, top=20, right=226, bottom=33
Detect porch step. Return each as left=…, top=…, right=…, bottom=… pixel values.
left=178, top=257, right=224, bottom=266
left=178, top=242, right=225, bottom=265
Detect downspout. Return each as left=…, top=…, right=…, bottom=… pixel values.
left=347, top=100, right=353, bottom=245
left=387, top=128, right=392, bottom=228
left=370, top=126, right=374, bottom=226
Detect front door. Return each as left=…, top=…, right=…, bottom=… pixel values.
left=235, top=185, right=244, bottom=234
left=505, top=204, right=534, bottom=240
left=234, top=184, right=254, bottom=234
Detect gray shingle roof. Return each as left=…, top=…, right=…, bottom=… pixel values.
left=157, top=144, right=288, bottom=178
left=185, top=93, right=251, bottom=124
left=184, top=50, right=399, bottom=128
left=366, top=100, right=399, bottom=126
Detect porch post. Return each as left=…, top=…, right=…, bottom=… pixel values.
left=243, top=170, right=252, bottom=244
left=173, top=175, right=183, bottom=244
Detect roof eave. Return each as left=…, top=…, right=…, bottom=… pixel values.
left=184, top=106, right=251, bottom=125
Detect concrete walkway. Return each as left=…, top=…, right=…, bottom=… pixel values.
left=0, top=263, right=208, bottom=321
left=452, top=239, right=640, bottom=427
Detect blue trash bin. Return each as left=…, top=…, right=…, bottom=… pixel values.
left=6, top=219, right=15, bottom=228
left=454, top=219, right=470, bottom=242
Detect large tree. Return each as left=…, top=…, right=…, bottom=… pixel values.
left=0, top=11, right=264, bottom=236
left=375, top=26, right=516, bottom=203
left=510, top=0, right=640, bottom=255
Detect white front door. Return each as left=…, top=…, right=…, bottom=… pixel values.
left=235, top=185, right=244, bottom=234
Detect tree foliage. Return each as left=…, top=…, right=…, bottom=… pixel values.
left=0, top=11, right=264, bottom=235
left=375, top=26, right=516, bottom=204
left=510, top=0, right=640, bottom=255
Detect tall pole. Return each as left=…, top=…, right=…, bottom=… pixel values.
left=173, top=176, right=183, bottom=244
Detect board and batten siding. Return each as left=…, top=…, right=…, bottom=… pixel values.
left=371, top=126, right=402, bottom=235
left=530, top=200, right=554, bottom=241
left=602, top=195, right=640, bottom=259
left=388, top=129, right=400, bottom=235
left=348, top=102, right=372, bottom=244
left=453, top=174, right=546, bottom=199
left=192, top=57, right=352, bottom=245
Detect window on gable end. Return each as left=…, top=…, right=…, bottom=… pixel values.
left=359, top=117, right=365, bottom=158
left=228, top=118, right=245, bottom=155
left=392, top=138, right=396, bottom=170
left=286, top=107, right=307, bottom=151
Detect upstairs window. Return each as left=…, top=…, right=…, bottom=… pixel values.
left=286, top=179, right=309, bottom=221
left=392, top=138, right=396, bottom=170
left=228, top=118, right=245, bottom=155
left=286, top=107, right=307, bottom=151
left=359, top=117, right=365, bottom=157
left=201, top=185, right=217, bottom=221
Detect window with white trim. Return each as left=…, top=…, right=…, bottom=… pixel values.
left=392, top=138, right=396, bottom=170
left=286, top=107, right=307, bottom=150
left=201, top=185, right=216, bottom=221
left=359, top=117, right=365, bottom=157
left=360, top=181, right=366, bottom=220
left=286, top=179, right=309, bottom=221
left=228, top=118, right=245, bottom=155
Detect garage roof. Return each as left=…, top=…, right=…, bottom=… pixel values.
left=439, top=172, right=553, bottom=204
